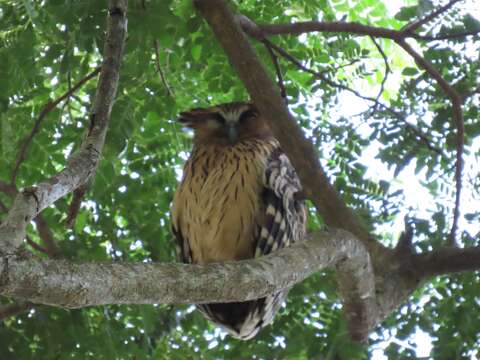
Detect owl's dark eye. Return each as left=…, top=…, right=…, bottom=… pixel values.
left=213, top=113, right=226, bottom=125
left=238, top=110, right=257, bottom=123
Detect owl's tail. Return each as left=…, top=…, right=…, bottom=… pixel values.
left=197, top=291, right=287, bottom=340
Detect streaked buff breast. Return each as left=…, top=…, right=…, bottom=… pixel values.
left=172, top=139, right=277, bottom=264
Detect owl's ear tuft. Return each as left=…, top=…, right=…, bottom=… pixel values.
left=178, top=108, right=213, bottom=128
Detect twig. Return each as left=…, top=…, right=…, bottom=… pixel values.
left=34, top=214, right=61, bottom=258
left=11, top=67, right=101, bottom=185
left=396, top=39, right=464, bottom=245
left=415, top=30, right=480, bottom=41
left=369, top=36, right=390, bottom=111
left=0, top=181, right=17, bottom=197
left=265, top=40, right=446, bottom=157
left=401, top=0, right=463, bottom=35
left=317, top=58, right=361, bottom=77
left=241, top=8, right=466, bottom=245
left=26, top=236, right=50, bottom=255
left=65, top=184, right=88, bottom=228
left=0, top=199, right=7, bottom=213
left=153, top=40, right=174, bottom=97
left=262, top=40, right=288, bottom=104
left=0, top=302, right=34, bottom=321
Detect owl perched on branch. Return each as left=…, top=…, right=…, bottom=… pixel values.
left=171, top=102, right=307, bottom=340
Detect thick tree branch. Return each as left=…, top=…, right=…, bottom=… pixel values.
left=0, top=230, right=363, bottom=306
left=0, top=0, right=128, bottom=252
left=0, top=229, right=377, bottom=341
left=194, top=0, right=382, bottom=257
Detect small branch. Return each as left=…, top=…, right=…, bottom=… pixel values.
left=34, top=214, right=61, bottom=258
left=0, top=0, right=128, bottom=252
left=65, top=184, right=88, bottom=228
left=260, top=21, right=402, bottom=40
left=0, top=181, right=17, bottom=197
left=26, top=236, right=50, bottom=255
left=264, top=40, right=446, bottom=158
left=415, top=29, right=480, bottom=41
left=412, top=246, right=480, bottom=278
left=153, top=40, right=174, bottom=97
left=0, top=302, right=34, bottom=321
left=10, top=67, right=101, bottom=185
left=369, top=36, right=390, bottom=110
left=262, top=40, right=288, bottom=103
left=401, top=0, right=462, bottom=35
left=396, top=39, right=464, bottom=245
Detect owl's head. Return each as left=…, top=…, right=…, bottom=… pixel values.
left=178, top=102, right=271, bottom=145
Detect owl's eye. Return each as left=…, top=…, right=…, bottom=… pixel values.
left=238, top=110, right=256, bottom=123
left=213, top=113, right=226, bottom=125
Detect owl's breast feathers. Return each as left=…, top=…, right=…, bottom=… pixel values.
left=171, top=138, right=278, bottom=264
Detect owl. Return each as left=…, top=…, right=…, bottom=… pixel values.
left=171, top=101, right=307, bottom=340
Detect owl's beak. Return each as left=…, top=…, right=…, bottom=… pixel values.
left=227, top=124, right=238, bottom=144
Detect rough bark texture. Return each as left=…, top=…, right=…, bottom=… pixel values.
left=0, top=230, right=371, bottom=307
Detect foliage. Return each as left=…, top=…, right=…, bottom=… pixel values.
left=0, top=0, right=479, bottom=358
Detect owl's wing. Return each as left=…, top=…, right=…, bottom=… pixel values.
left=172, top=224, right=192, bottom=264
left=204, top=148, right=308, bottom=340
left=255, top=148, right=307, bottom=257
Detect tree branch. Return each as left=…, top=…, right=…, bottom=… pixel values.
left=0, top=301, right=34, bottom=321
left=412, top=246, right=480, bottom=278
left=240, top=9, right=466, bottom=245
left=0, top=229, right=377, bottom=341
left=33, top=214, right=61, bottom=258
left=400, top=0, right=462, bottom=35
left=194, top=0, right=382, bottom=257
left=10, top=67, right=101, bottom=185
left=0, top=0, right=128, bottom=252
left=242, top=19, right=447, bottom=158
left=396, top=39, right=464, bottom=245
left=153, top=39, right=174, bottom=97
left=0, top=181, right=17, bottom=198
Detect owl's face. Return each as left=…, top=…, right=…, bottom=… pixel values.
left=178, top=102, right=272, bottom=145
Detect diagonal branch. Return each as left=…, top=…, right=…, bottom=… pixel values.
left=153, top=40, right=174, bottom=97
left=396, top=39, right=464, bottom=245
left=0, top=181, right=17, bottom=198
left=262, top=39, right=446, bottom=158
left=194, top=0, right=382, bottom=256
left=33, top=214, right=61, bottom=258
left=401, top=0, right=463, bottom=35
left=0, top=0, right=128, bottom=252
left=241, top=10, right=466, bottom=245
left=10, top=67, right=101, bottom=185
